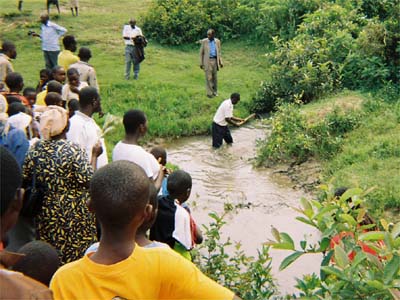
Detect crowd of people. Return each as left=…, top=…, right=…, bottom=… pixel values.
left=0, top=9, right=243, bottom=298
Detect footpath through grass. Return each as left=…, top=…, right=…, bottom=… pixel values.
left=0, top=0, right=270, bottom=152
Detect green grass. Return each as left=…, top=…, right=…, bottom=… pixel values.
left=0, top=0, right=270, bottom=153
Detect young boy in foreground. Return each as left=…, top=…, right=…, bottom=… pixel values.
left=50, top=161, right=240, bottom=300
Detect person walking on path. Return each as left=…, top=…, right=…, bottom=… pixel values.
left=199, top=29, right=223, bottom=98
left=122, top=18, right=145, bottom=80
left=212, top=93, right=244, bottom=148
left=31, top=13, right=67, bottom=70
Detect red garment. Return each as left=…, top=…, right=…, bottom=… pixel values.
left=2, top=92, right=31, bottom=108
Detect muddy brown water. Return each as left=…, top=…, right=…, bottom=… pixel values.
left=163, top=121, right=322, bottom=296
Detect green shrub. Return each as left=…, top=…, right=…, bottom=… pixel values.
left=267, top=186, right=400, bottom=299
left=193, top=211, right=276, bottom=300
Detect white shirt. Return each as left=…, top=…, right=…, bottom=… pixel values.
left=66, top=111, right=108, bottom=168
left=213, top=99, right=233, bottom=126
left=122, top=25, right=143, bottom=46
left=40, top=21, right=67, bottom=51
left=61, top=81, right=88, bottom=102
left=112, top=141, right=159, bottom=180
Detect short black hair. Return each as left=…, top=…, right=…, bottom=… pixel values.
left=230, top=93, right=240, bottom=101
left=62, top=35, right=76, bottom=49
left=79, top=86, right=98, bottom=108
left=45, top=92, right=63, bottom=106
left=90, top=161, right=150, bottom=229
left=23, top=87, right=36, bottom=97
left=150, top=146, right=167, bottom=166
left=123, top=109, right=146, bottom=135
left=5, top=72, right=23, bottom=90
left=167, top=170, right=192, bottom=198
left=68, top=99, right=80, bottom=112
left=12, top=241, right=60, bottom=286
left=78, top=47, right=91, bottom=60
left=67, top=67, right=79, bottom=78
left=40, top=68, right=51, bottom=78
left=46, top=80, right=63, bottom=94
left=1, top=40, right=16, bottom=53
left=0, top=146, right=22, bottom=216
left=7, top=101, right=26, bottom=116
left=51, top=65, right=64, bottom=76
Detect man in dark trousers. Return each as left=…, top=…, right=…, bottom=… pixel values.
left=212, top=93, right=245, bottom=148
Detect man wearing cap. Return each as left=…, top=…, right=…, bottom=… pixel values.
left=122, top=18, right=144, bottom=80
left=199, top=29, right=223, bottom=98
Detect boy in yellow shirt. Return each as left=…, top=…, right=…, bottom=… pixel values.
left=50, top=161, right=240, bottom=300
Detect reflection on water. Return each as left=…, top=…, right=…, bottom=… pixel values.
left=163, top=121, right=321, bottom=295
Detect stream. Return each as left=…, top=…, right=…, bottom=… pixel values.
left=163, top=121, right=322, bottom=296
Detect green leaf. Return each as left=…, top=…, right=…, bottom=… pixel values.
left=351, top=251, right=367, bottom=268
left=384, top=254, right=400, bottom=285
left=279, top=251, right=304, bottom=271
left=340, top=188, right=363, bottom=202
left=280, top=232, right=295, bottom=250
left=300, top=240, right=307, bottom=250
left=339, top=213, right=357, bottom=226
left=318, top=237, right=331, bottom=252
left=321, top=266, right=347, bottom=280
left=272, top=242, right=296, bottom=250
left=359, top=231, right=386, bottom=241
left=366, top=280, right=385, bottom=290
left=295, top=216, right=316, bottom=227
left=320, top=250, right=334, bottom=281
left=271, top=226, right=281, bottom=242
left=300, top=197, right=312, bottom=211
left=334, top=244, right=349, bottom=269
left=391, top=222, right=400, bottom=239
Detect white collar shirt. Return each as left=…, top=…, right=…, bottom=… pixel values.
left=122, top=25, right=143, bottom=46
left=40, top=21, right=67, bottom=51
left=213, top=99, right=233, bottom=126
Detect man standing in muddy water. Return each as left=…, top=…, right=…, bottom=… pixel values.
left=212, top=93, right=245, bottom=148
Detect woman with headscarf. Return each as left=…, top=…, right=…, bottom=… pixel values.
left=22, top=106, right=101, bottom=264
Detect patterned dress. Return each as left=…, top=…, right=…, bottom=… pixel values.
left=23, top=139, right=97, bottom=264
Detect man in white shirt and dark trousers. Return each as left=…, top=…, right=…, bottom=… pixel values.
left=66, top=86, right=108, bottom=169
left=122, top=18, right=144, bottom=80
left=212, top=93, right=245, bottom=148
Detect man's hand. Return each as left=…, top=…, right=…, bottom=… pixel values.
left=70, top=86, right=80, bottom=94
left=92, top=141, right=103, bottom=158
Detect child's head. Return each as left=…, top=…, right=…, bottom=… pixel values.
left=123, top=109, right=147, bottom=137
left=39, top=69, right=51, bottom=83
left=89, top=161, right=150, bottom=233
left=45, top=92, right=64, bottom=107
left=7, top=102, right=27, bottom=116
left=46, top=80, right=63, bottom=95
left=51, top=66, right=66, bottom=84
left=68, top=99, right=80, bottom=118
left=12, top=240, right=60, bottom=286
left=137, top=184, right=159, bottom=234
left=62, top=35, right=77, bottom=52
left=150, top=146, right=167, bottom=166
left=167, top=170, right=192, bottom=203
left=67, top=68, right=80, bottom=87
left=23, top=87, right=37, bottom=106
left=5, top=72, right=24, bottom=92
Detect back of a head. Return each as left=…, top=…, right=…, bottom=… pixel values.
left=12, top=241, right=60, bottom=286
left=62, top=35, right=76, bottom=49
left=23, top=87, right=36, bottom=97
left=46, top=80, right=63, bottom=94
left=7, top=102, right=26, bottom=116
left=123, top=109, right=146, bottom=135
left=68, top=99, right=80, bottom=112
left=1, top=41, right=16, bottom=54
left=90, top=161, right=150, bottom=229
left=137, top=184, right=159, bottom=232
left=79, top=86, right=98, bottom=108
left=78, top=47, right=91, bottom=60
left=230, top=92, right=240, bottom=101
left=45, top=92, right=63, bottom=106
left=5, top=72, right=23, bottom=91
left=150, top=146, right=167, bottom=165
left=167, top=170, right=192, bottom=198
left=0, top=146, right=22, bottom=216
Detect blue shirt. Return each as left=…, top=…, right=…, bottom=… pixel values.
left=0, top=126, right=29, bottom=167
left=208, top=39, right=217, bottom=58
left=40, top=21, right=67, bottom=51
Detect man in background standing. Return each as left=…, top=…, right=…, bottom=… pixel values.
left=69, top=47, right=99, bottom=91
left=70, top=0, right=79, bottom=16
left=122, top=18, right=144, bottom=80
left=199, top=29, right=223, bottom=98
left=31, top=13, right=67, bottom=70
left=58, top=35, right=79, bottom=71
left=0, top=41, right=17, bottom=92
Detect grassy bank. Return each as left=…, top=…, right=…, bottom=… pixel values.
left=0, top=0, right=270, bottom=152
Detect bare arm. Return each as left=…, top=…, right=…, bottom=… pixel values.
left=226, top=117, right=243, bottom=127
left=153, top=164, right=165, bottom=192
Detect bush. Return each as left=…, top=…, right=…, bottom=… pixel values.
left=267, top=186, right=400, bottom=299
left=193, top=211, right=276, bottom=299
